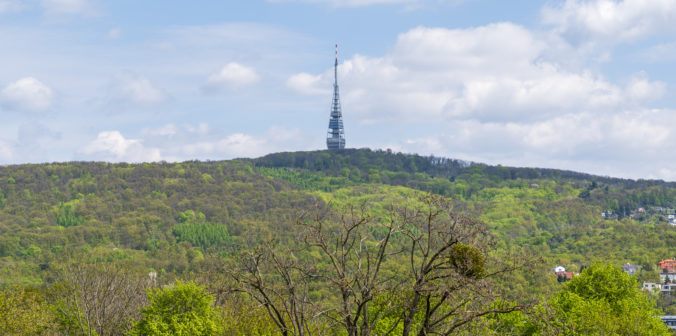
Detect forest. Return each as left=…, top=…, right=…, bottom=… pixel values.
left=0, top=148, right=674, bottom=335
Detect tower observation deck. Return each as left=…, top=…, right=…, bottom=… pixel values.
left=326, top=44, right=346, bottom=150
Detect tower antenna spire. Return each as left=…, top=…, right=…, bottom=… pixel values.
left=326, top=43, right=346, bottom=150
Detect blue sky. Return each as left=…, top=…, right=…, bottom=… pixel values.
left=1, top=0, right=676, bottom=180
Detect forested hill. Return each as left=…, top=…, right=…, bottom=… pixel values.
left=0, top=148, right=673, bottom=290
left=252, top=148, right=675, bottom=188
left=251, top=148, right=676, bottom=216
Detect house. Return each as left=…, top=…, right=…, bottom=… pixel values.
left=622, top=263, right=640, bottom=275
left=661, top=283, right=676, bottom=294
left=661, top=316, right=676, bottom=330
left=555, top=271, right=578, bottom=281
left=658, top=259, right=676, bottom=273
left=660, top=273, right=676, bottom=283
left=552, top=265, right=566, bottom=273
left=643, top=282, right=662, bottom=291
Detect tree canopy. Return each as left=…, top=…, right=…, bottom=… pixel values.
left=130, top=281, right=222, bottom=336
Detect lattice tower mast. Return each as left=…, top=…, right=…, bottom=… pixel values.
left=326, top=44, right=346, bottom=149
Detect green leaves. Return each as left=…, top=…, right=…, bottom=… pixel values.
left=129, top=281, right=222, bottom=336
left=0, top=287, right=55, bottom=335
left=550, top=263, right=671, bottom=335
left=449, top=243, right=486, bottom=279
left=172, top=210, right=232, bottom=250
left=55, top=202, right=84, bottom=227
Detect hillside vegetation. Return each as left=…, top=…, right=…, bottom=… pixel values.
left=0, top=149, right=673, bottom=334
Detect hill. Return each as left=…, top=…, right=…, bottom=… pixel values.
left=0, top=148, right=674, bottom=334
left=0, top=148, right=672, bottom=288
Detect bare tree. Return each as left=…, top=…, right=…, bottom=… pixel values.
left=297, top=202, right=400, bottom=336
left=233, top=194, right=537, bottom=336
left=51, top=262, right=152, bottom=336
left=396, top=194, right=534, bottom=336
left=231, top=242, right=321, bottom=336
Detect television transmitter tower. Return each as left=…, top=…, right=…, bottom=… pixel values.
left=326, top=44, right=346, bottom=150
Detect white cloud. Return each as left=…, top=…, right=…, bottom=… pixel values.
left=176, top=126, right=307, bottom=159
left=286, top=72, right=330, bottom=95
left=88, top=125, right=307, bottom=163
left=290, top=23, right=665, bottom=123
left=115, top=74, right=167, bottom=104
left=398, top=107, right=676, bottom=180
left=542, top=0, right=676, bottom=45
left=179, top=133, right=266, bottom=158
left=202, top=62, right=260, bottom=93
left=624, top=73, right=667, bottom=102
left=0, top=77, right=54, bottom=112
left=81, top=131, right=161, bottom=162
left=281, top=21, right=675, bottom=180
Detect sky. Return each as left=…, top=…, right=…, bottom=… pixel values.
left=1, top=0, right=676, bottom=180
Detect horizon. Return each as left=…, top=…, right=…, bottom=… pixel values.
left=0, top=147, right=670, bottom=184
left=1, top=0, right=676, bottom=181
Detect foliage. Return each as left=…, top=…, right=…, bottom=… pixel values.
left=129, top=281, right=222, bottom=336
left=56, top=202, right=84, bottom=227
left=449, top=243, right=486, bottom=278
left=172, top=220, right=232, bottom=250
left=549, top=263, right=671, bottom=335
left=0, top=149, right=673, bottom=330
left=0, top=286, right=55, bottom=335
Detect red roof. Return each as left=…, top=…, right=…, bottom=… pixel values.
left=555, top=271, right=579, bottom=280
left=658, top=259, right=676, bottom=273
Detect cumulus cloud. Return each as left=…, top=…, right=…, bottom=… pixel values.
left=286, top=21, right=675, bottom=179
left=290, top=23, right=665, bottom=123
left=0, top=77, right=54, bottom=112
left=542, top=0, right=676, bottom=46
left=287, top=73, right=330, bottom=95
left=398, top=107, right=676, bottom=179
left=175, top=126, right=307, bottom=159
left=114, top=74, right=167, bottom=104
left=83, top=125, right=306, bottom=163
left=81, top=131, right=161, bottom=162
left=624, top=73, right=667, bottom=102
left=202, top=62, right=260, bottom=93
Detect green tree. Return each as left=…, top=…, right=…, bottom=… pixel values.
left=549, top=263, right=671, bottom=335
left=0, top=287, right=55, bottom=335
left=129, top=281, right=222, bottom=336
